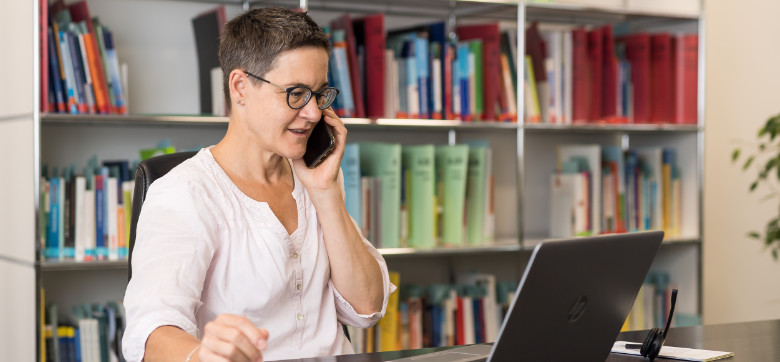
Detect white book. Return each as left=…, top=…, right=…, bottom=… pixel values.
left=549, top=172, right=589, bottom=238
left=431, top=55, right=442, bottom=119
left=211, top=67, right=225, bottom=116
left=462, top=296, right=475, bottom=345
left=444, top=289, right=457, bottom=346
left=384, top=50, right=396, bottom=118
left=562, top=31, right=573, bottom=125
left=108, top=177, right=119, bottom=260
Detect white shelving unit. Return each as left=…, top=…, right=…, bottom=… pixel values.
left=0, top=0, right=704, bottom=358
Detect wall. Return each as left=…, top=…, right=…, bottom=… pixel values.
left=703, top=0, right=780, bottom=324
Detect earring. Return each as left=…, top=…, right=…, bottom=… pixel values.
left=236, top=99, right=243, bottom=105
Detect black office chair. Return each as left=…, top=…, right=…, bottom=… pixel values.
left=128, top=151, right=198, bottom=280
left=126, top=150, right=351, bottom=341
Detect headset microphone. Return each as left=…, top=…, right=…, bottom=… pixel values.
left=626, top=289, right=678, bottom=360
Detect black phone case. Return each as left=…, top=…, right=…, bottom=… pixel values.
left=303, top=119, right=335, bottom=168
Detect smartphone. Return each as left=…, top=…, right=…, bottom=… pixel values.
left=303, top=116, right=335, bottom=168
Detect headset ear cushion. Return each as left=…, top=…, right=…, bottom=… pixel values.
left=640, top=328, right=659, bottom=357
left=647, top=333, right=665, bottom=360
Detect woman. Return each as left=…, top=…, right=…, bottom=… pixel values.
left=123, top=8, right=394, bottom=362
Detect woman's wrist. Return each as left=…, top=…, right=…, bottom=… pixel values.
left=185, top=344, right=201, bottom=362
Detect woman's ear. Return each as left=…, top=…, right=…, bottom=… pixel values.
left=229, top=69, right=247, bottom=106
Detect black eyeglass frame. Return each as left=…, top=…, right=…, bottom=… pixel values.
left=243, top=70, right=340, bottom=110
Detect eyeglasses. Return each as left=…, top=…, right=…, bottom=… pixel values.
left=243, top=71, right=340, bottom=110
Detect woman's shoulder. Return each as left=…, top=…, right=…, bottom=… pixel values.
left=146, top=148, right=225, bottom=202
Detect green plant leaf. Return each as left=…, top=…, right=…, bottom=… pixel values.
left=750, top=181, right=759, bottom=191
left=748, top=231, right=761, bottom=239
left=743, top=156, right=754, bottom=170
left=773, top=249, right=778, bottom=261
left=760, top=143, right=767, bottom=151
left=732, top=149, right=741, bottom=162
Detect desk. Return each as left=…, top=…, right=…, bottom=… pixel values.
left=276, top=319, right=780, bottom=361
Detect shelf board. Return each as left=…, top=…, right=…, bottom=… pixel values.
left=523, top=123, right=702, bottom=133
left=41, top=113, right=520, bottom=130
left=41, top=113, right=229, bottom=127
left=39, top=259, right=128, bottom=271
left=525, top=1, right=700, bottom=22
left=380, top=239, right=524, bottom=257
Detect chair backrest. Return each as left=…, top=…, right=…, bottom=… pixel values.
left=128, top=151, right=198, bottom=281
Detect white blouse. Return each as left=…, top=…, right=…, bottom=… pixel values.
left=122, top=148, right=394, bottom=362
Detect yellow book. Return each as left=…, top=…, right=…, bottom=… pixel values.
left=379, top=271, right=401, bottom=351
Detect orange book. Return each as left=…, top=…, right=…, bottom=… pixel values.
left=83, top=33, right=109, bottom=114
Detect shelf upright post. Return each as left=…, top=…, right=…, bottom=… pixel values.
left=517, top=1, right=527, bottom=246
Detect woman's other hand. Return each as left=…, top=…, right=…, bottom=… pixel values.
left=198, top=314, right=269, bottom=362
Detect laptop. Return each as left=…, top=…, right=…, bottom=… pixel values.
left=389, top=230, right=664, bottom=362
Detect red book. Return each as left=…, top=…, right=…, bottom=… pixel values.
left=455, top=297, right=465, bottom=345
left=444, top=43, right=454, bottom=120
left=572, top=28, right=589, bottom=123
left=352, top=14, right=385, bottom=118
left=624, top=33, right=651, bottom=123
left=679, top=35, right=698, bottom=124
left=602, top=25, right=619, bottom=119
left=457, top=23, right=501, bottom=121
left=331, top=14, right=365, bottom=118
left=651, top=33, right=672, bottom=123
left=587, top=27, right=603, bottom=122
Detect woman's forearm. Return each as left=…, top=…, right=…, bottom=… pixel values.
left=311, top=188, right=385, bottom=314
left=144, top=326, right=201, bottom=362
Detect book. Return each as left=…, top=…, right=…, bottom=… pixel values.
left=379, top=272, right=401, bottom=351
left=352, top=13, right=386, bottom=118
left=331, top=14, right=366, bottom=118
left=557, top=144, right=601, bottom=235
left=465, top=143, right=490, bottom=245
left=624, top=33, right=651, bottom=123
left=402, top=145, right=436, bottom=248
left=359, top=143, right=402, bottom=248
left=435, top=145, right=469, bottom=246
left=457, top=23, right=500, bottom=121
left=651, top=33, right=672, bottom=123
left=192, top=6, right=226, bottom=115
left=342, top=144, right=362, bottom=228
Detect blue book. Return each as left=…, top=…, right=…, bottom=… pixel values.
left=47, top=27, right=65, bottom=112
left=341, top=144, right=361, bottom=227
left=95, top=171, right=106, bottom=259
left=457, top=43, right=471, bottom=120
left=57, top=30, right=78, bottom=114
left=403, top=39, right=419, bottom=118
left=65, top=30, right=88, bottom=114
left=47, top=177, right=61, bottom=259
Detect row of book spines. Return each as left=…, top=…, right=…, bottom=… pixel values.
left=622, top=272, right=700, bottom=332
left=327, top=14, right=515, bottom=123
left=351, top=279, right=516, bottom=353
left=43, top=300, right=124, bottom=362
left=552, top=145, right=682, bottom=238
left=525, top=22, right=698, bottom=125
left=342, top=142, right=494, bottom=250
left=44, top=4, right=126, bottom=115
left=40, top=172, right=134, bottom=262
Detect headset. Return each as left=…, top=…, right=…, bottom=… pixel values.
left=626, top=289, right=678, bottom=360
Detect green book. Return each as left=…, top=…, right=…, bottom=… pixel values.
left=403, top=145, right=436, bottom=248
left=466, top=145, right=488, bottom=245
left=470, top=40, right=484, bottom=120
left=436, top=145, right=469, bottom=246
left=359, top=142, right=402, bottom=248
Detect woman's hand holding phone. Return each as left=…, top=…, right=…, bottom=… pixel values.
left=292, top=107, right=347, bottom=194
left=199, top=314, right=269, bottom=362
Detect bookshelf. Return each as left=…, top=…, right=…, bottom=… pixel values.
left=0, top=0, right=705, bottom=358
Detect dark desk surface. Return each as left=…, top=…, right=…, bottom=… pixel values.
left=276, top=319, right=780, bottom=361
